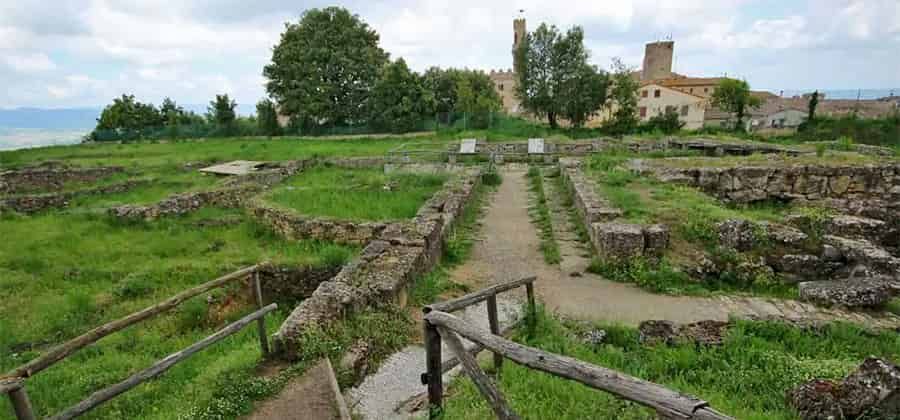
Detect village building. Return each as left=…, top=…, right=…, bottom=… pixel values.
left=637, top=83, right=707, bottom=129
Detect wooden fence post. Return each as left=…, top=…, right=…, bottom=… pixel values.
left=6, top=383, right=36, bottom=420
left=423, top=320, right=443, bottom=419
left=525, top=282, right=536, bottom=322
left=253, top=270, right=270, bottom=356
left=486, top=295, right=503, bottom=371
left=437, top=326, right=520, bottom=420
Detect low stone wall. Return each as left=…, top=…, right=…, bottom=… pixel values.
left=642, top=163, right=900, bottom=205
left=249, top=201, right=390, bottom=246
left=1, top=165, right=124, bottom=195
left=110, top=161, right=310, bottom=220
left=272, top=169, right=482, bottom=359
left=0, top=180, right=144, bottom=214
left=558, top=158, right=668, bottom=260
left=109, top=183, right=263, bottom=219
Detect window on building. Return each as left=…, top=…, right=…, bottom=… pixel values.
left=639, top=107, right=647, bottom=118
left=665, top=105, right=676, bottom=114
left=680, top=105, right=689, bottom=116
left=689, top=88, right=694, bottom=93
left=704, top=88, right=708, bottom=93
left=641, top=90, right=648, bottom=98
left=499, top=83, right=504, bottom=91
left=654, top=89, right=661, bottom=98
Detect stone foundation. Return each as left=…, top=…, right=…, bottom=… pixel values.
left=272, top=170, right=482, bottom=359
left=559, top=158, right=668, bottom=260
left=0, top=163, right=124, bottom=195
left=249, top=201, right=390, bottom=246
left=1, top=180, right=145, bottom=214
left=641, top=162, right=900, bottom=206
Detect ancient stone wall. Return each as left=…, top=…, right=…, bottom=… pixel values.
left=249, top=201, right=391, bottom=246
left=272, top=170, right=482, bottom=359
left=559, top=158, right=668, bottom=260
left=1, top=180, right=144, bottom=214
left=0, top=165, right=124, bottom=195
left=644, top=163, right=900, bottom=207
left=109, top=183, right=263, bottom=219
left=255, top=264, right=343, bottom=307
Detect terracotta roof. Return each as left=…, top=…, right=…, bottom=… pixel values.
left=639, top=82, right=706, bottom=99
left=655, top=76, right=726, bottom=87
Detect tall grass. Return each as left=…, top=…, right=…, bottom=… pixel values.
left=526, top=166, right=561, bottom=265
left=443, top=308, right=900, bottom=420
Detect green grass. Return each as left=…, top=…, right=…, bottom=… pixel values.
left=526, top=166, right=561, bottom=265
left=265, top=166, right=448, bottom=222
left=443, top=308, right=900, bottom=420
left=179, top=306, right=413, bottom=419
left=0, top=208, right=356, bottom=419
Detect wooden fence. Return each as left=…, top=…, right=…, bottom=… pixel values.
left=421, top=276, right=734, bottom=420
left=1, top=264, right=275, bottom=420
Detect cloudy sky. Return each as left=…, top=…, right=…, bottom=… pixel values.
left=1, top=0, right=898, bottom=109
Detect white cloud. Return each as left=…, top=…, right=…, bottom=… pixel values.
left=0, top=0, right=898, bottom=107
left=4, top=52, right=56, bottom=72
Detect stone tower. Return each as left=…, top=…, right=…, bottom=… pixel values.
left=641, top=40, right=674, bottom=81
left=513, top=18, right=526, bottom=70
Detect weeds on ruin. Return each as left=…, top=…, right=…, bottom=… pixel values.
left=442, top=306, right=900, bottom=420
left=527, top=166, right=561, bottom=265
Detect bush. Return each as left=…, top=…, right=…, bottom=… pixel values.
left=641, top=110, right=685, bottom=134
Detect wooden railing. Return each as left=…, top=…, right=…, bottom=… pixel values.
left=421, top=277, right=734, bottom=420
left=1, top=264, right=275, bottom=420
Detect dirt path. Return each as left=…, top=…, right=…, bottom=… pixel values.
left=452, top=166, right=900, bottom=329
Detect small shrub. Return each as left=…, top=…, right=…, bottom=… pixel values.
left=177, top=298, right=210, bottom=331
left=482, top=169, right=502, bottom=186
left=834, top=136, right=856, bottom=151
left=114, top=272, right=156, bottom=299
left=815, top=143, right=826, bottom=157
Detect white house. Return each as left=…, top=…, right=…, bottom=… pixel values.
left=637, top=83, right=707, bottom=129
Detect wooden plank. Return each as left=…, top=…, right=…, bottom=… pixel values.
left=424, top=321, right=443, bottom=419
left=425, top=310, right=733, bottom=420
left=437, top=326, right=520, bottom=420
left=426, top=276, right=536, bottom=313
left=439, top=318, right=520, bottom=374
left=0, top=378, right=23, bottom=394
left=486, top=295, right=503, bottom=371
left=4, top=264, right=261, bottom=380
left=48, top=303, right=277, bottom=420
left=7, top=386, right=36, bottom=420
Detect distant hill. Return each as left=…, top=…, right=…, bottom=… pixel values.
left=0, top=104, right=257, bottom=131
left=0, top=107, right=100, bottom=129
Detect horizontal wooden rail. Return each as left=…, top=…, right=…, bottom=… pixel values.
left=424, top=310, right=733, bottom=420
left=425, top=276, right=536, bottom=313
left=48, top=303, right=278, bottom=420
left=3, top=264, right=263, bottom=380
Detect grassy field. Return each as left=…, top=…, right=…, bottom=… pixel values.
left=0, top=206, right=355, bottom=419
left=265, top=166, right=448, bottom=222
left=443, top=308, right=900, bottom=420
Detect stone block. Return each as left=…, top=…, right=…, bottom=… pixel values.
left=643, top=224, right=669, bottom=257
left=592, top=222, right=645, bottom=260
left=798, top=277, right=894, bottom=308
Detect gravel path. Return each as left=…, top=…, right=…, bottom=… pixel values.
left=343, top=165, right=900, bottom=420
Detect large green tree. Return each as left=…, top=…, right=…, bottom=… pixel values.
left=605, top=58, right=640, bottom=136
left=515, top=24, right=602, bottom=128
left=561, top=63, right=609, bottom=128
left=422, top=67, right=501, bottom=120
left=368, top=58, right=433, bottom=133
left=90, top=94, right=163, bottom=140
left=264, top=7, right=388, bottom=127
left=208, top=94, right=237, bottom=136
left=710, top=79, right=761, bottom=131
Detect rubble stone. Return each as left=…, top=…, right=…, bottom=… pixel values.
left=798, top=277, right=895, bottom=308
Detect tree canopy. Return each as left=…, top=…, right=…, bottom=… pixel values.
left=264, top=7, right=388, bottom=127
left=514, top=23, right=607, bottom=128
left=368, top=58, right=434, bottom=133
left=605, top=58, right=640, bottom=136
left=710, top=79, right=761, bottom=131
